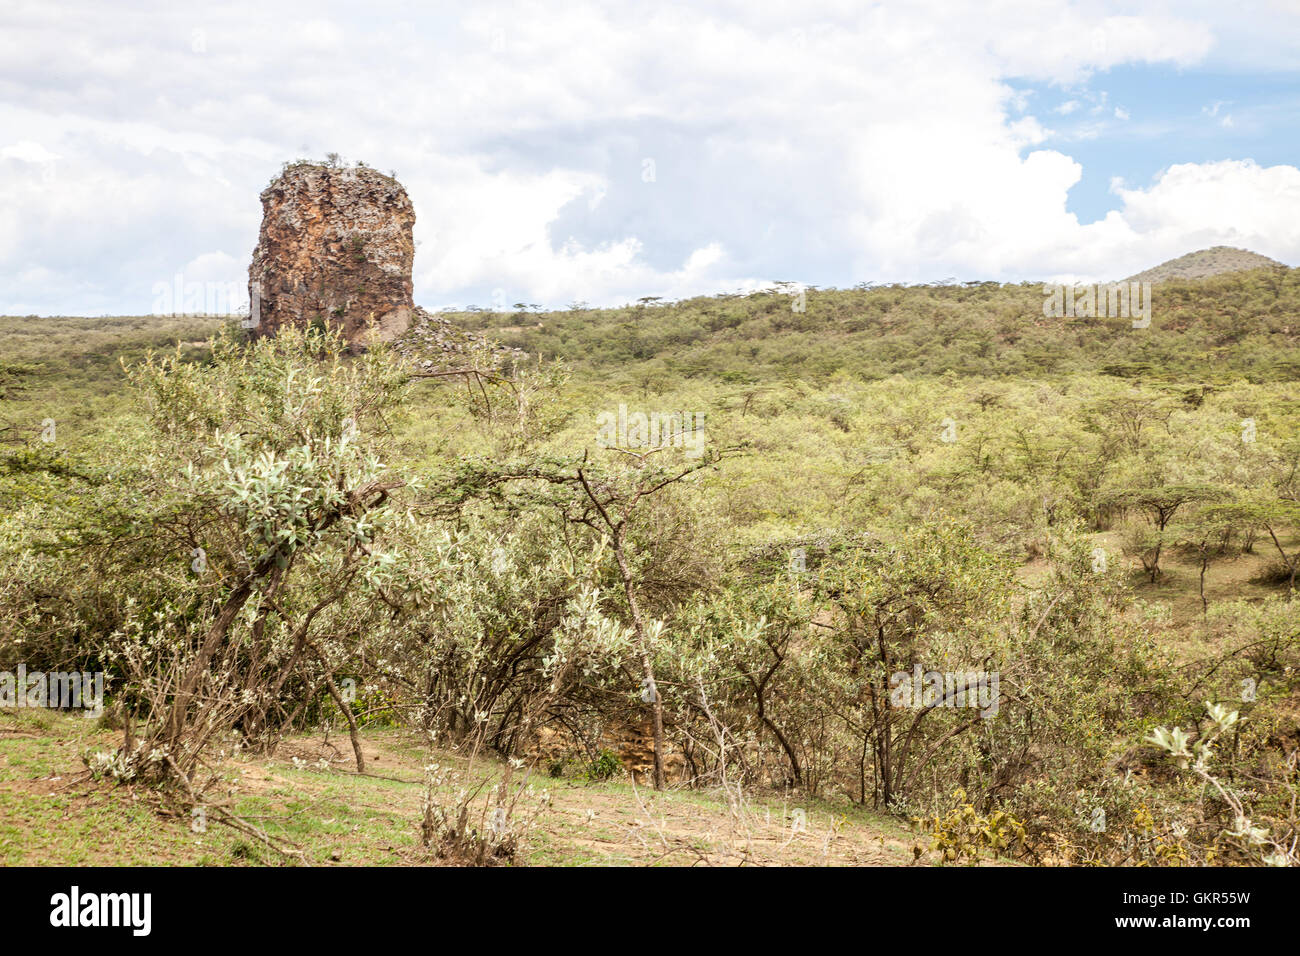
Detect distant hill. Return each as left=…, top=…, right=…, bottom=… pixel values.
left=8, top=262, right=1300, bottom=401
left=437, top=266, right=1300, bottom=385
left=1125, top=246, right=1288, bottom=283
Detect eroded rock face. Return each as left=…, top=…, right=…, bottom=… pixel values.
left=248, top=163, right=415, bottom=343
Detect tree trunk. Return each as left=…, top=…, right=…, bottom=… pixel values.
left=612, top=530, right=665, bottom=789
left=1199, top=555, right=1209, bottom=616
left=325, top=674, right=365, bottom=772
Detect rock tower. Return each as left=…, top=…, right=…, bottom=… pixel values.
left=248, top=162, right=415, bottom=343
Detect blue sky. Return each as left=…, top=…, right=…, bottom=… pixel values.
left=0, top=0, right=1297, bottom=316
left=1018, top=65, right=1300, bottom=226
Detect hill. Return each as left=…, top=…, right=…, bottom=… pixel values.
left=444, top=266, right=1300, bottom=385
left=1125, top=246, right=1288, bottom=284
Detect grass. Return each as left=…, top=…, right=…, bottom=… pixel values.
left=0, top=711, right=926, bottom=867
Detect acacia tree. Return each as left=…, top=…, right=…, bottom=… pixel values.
left=362, top=513, right=636, bottom=761
left=88, top=326, right=410, bottom=784
left=1253, top=500, right=1300, bottom=593
left=1221, top=497, right=1300, bottom=593
left=1084, top=394, right=1174, bottom=458
left=1107, top=484, right=1224, bottom=582
left=435, top=445, right=724, bottom=789
left=674, top=576, right=818, bottom=789
left=1177, top=502, right=1255, bottom=614
left=816, top=520, right=1013, bottom=808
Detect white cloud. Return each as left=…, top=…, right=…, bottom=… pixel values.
left=0, top=140, right=61, bottom=164
left=0, top=0, right=1294, bottom=314
left=1108, top=160, right=1300, bottom=262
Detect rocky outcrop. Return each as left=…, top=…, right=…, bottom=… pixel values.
left=248, top=162, right=415, bottom=343
left=530, top=719, right=687, bottom=785
left=393, top=307, right=526, bottom=372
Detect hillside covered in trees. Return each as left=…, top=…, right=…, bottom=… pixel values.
left=2, top=264, right=1298, bottom=866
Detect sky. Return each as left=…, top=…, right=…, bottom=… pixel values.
left=1, top=0, right=1298, bottom=316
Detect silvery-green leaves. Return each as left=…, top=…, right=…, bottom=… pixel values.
left=1144, top=725, right=1194, bottom=768
left=203, top=429, right=394, bottom=569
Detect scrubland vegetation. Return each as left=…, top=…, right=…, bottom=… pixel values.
left=2, top=266, right=1299, bottom=865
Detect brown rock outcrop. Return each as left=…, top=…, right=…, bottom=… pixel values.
left=248, top=162, right=415, bottom=343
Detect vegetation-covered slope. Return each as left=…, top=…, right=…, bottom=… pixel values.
left=447, top=266, right=1300, bottom=384
left=1125, top=246, right=1288, bottom=284
left=2, top=263, right=1298, bottom=866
